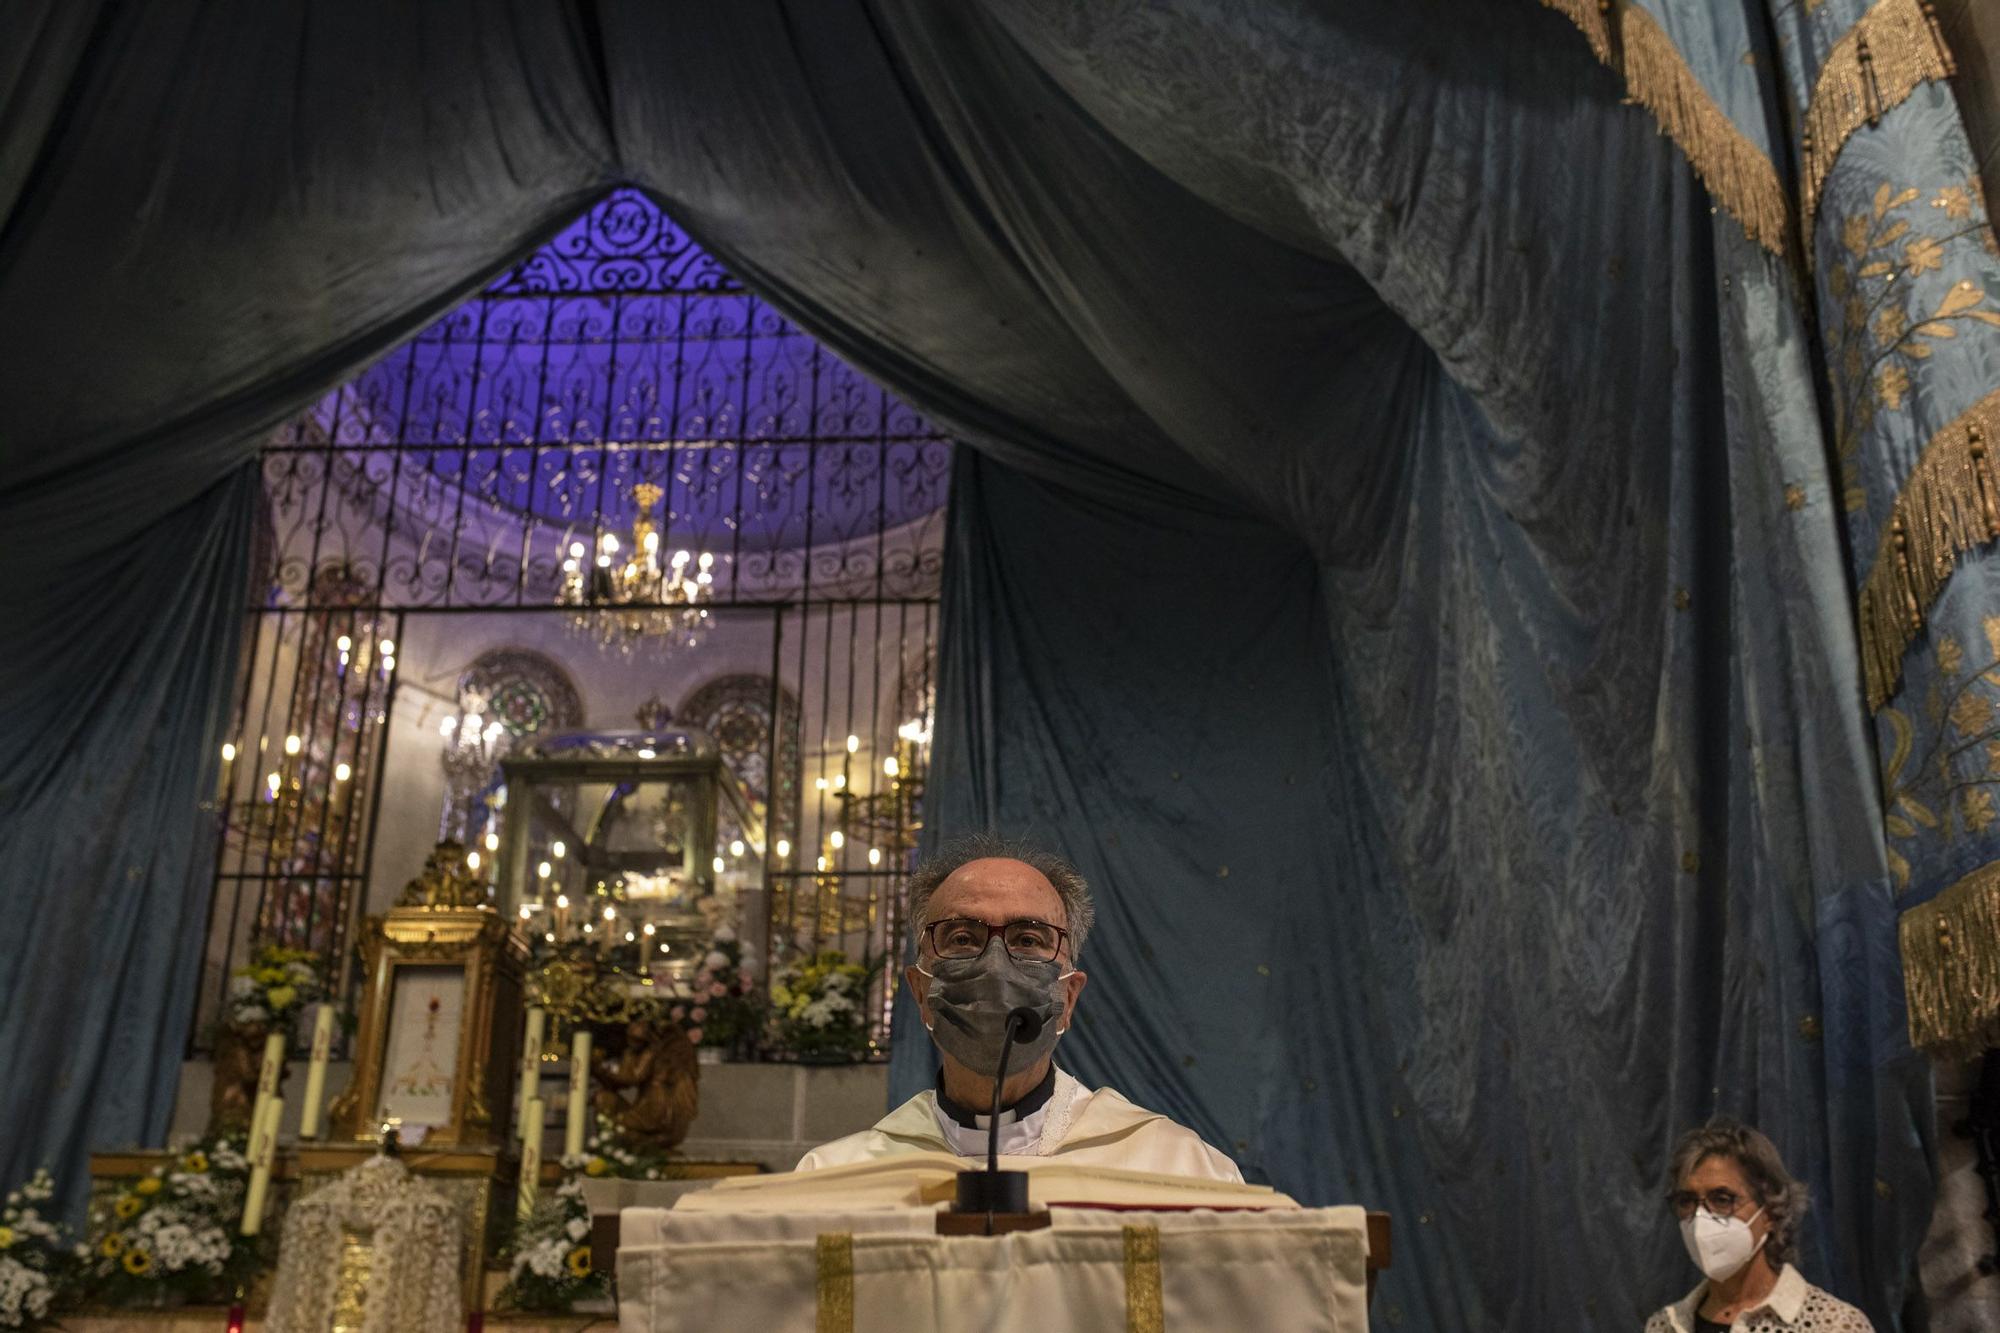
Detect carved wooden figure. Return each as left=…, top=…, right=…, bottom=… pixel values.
left=591, top=1019, right=700, bottom=1151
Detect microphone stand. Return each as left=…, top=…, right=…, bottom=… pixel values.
left=947, top=1008, right=1046, bottom=1234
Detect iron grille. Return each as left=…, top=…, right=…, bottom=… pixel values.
left=200, top=189, right=949, bottom=1057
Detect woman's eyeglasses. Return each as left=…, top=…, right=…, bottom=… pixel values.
left=1667, top=1187, right=1748, bottom=1220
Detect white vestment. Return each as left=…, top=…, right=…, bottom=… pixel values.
left=797, top=1068, right=1243, bottom=1182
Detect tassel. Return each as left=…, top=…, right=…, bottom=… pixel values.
left=1799, top=0, right=1956, bottom=259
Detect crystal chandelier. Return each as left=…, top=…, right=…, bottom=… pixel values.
left=438, top=684, right=507, bottom=844
left=556, top=481, right=715, bottom=656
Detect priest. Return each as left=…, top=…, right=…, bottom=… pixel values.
left=797, top=837, right=1243, bottom=1182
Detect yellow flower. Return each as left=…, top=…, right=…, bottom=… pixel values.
left=181, top=1151, right=209, bottom=1174
left=134, top=1176, right=162, bottom=1196
left=566, top=1246, right=592, bottom=1279
left=584, top=1157, right=611, bottom=1178
left=266, top=985, right=298, bottom=1011
left=0, top=1225, right=15, bottom=1250
left=114, top=1195, right=143, bottom=1219
left=122, top=1246, right=154, bottom=1276
left=99, top=1231, right=126, bottom=1258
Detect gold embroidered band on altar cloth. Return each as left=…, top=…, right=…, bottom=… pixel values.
left=1858, top=386, right=2000, bottom=710
left=1901, top=860, right=2000, bottom=1057
left=1123, top=1224, right=1164, bottom=1333
left=1800, top=0, right=1956, bottom=260
left=816, top=1231, right=855, bottom=1333
left=1540, top=1, right=1789, bottom=254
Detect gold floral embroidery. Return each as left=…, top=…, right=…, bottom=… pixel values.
left=1906, top=236, right=1947, bottom=278
left=1877, top=364, right=1911, bottom=410
left=1933, top=186, right=1972, bottom=221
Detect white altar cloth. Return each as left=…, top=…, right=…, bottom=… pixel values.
left=618, top=1204, right=1370, bottom=1332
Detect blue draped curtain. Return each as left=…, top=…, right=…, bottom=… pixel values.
left=6, top=1, right=1994, bottom=1326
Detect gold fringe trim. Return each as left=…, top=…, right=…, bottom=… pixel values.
left=1859, top=387, right=2000, bottom=710
left=1800, top=0, right=1957, bottom=263
left=1901, top=860, right=2000, bottom=1058
left=1618, top=5, right=1791, bottom=254
left=1543, top=1, right=1790, bottom=255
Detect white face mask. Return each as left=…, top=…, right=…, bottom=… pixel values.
left=1680, top=1206, right=1766, bottom=1282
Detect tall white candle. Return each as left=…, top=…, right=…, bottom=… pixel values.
left=246, top=1029, right=287, bottom=1146
left=240, top=1094, right=283, bottom=1236
left=517, top=1097, right=545, bottom=1221
left=518, top=1006, right=546, bottom=1137
left=298, top=1005, right=335, bottom=1139
left=564, top=1030, right=592, bottom=1160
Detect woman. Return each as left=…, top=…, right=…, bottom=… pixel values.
left=1645, top=1121, right=1872, bottom=1331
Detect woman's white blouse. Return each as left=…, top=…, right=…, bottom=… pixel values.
left=1644, top=1264, right=1873, bottom=1331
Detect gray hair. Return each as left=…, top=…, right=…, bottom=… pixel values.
left=1667, top=1120, right=1810, bottom=1267
left=906, top=833, right=1095, bottom=961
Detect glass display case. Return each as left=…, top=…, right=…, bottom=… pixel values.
left=494, top=723, right=764, bottom=987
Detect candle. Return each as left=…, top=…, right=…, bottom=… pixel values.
left=517, top=1097, right=544, bottom=1220
left=564, top=1030, right=592, bottom=1159
left=246, top=1029, right=286, bottom=1145
left=298, top=1005, right=335, bottom=1139
left=518, top=1006, right=545, bottom=1137
left=240, top=1095, right=282, bottom=1236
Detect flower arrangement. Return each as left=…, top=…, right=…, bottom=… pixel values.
left=564, top=1118, right=677, bottom=1182
left=497, top=1178, right=607, bottom=1312
left=225, top=945, right=324, bottom=1031
left=667, top=926, right=764, bottom=1052
left=0, top=1171, right=82, bottom=1330
left=84, top=1136, right=263, bottom=1307
left=769, top=951, right=875, bottom=1061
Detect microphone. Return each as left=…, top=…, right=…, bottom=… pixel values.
left=952, top=1006, right=1042, bottom=1223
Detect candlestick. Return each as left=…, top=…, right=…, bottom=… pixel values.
left=298, top=1005, right=335, bottom=1139
left=564, top=1030, right=592, bottom=1159
left=518, top=1006, right=545, bottom=1137
left=246, top=1029, right=286, bottom=1149
left=517, top=1097, right=544, bottom=1220
left=240, top=1094, right=282, bottom=1236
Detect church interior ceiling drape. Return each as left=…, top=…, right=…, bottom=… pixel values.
left=4, top=1, right=1999, bottom=1327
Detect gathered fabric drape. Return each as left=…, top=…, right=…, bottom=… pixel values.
left=4, top=1, right=1993, bottom=1325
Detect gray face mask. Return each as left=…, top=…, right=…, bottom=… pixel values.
left=918, top=937, right=1072, bottom=1077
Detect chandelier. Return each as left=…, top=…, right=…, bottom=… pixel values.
left=556, top=481, right=715, bottom=656
left=438, top=684, right=507, bottom=845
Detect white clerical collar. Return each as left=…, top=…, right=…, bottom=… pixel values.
left=931, top=1068, right=1085, bottom=1158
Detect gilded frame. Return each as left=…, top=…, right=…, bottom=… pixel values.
left=330, top=906, right=527, bottom=1147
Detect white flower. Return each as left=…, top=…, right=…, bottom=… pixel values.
left=232, top=1004, right=270, bottom=1027
left=228, top=976, right=258, bottom=1000
left=702, top=950, right=728, bottom=970
left=565, top=1217, right=589, bottom=1241
left=713, top=926, right=737, bottom=943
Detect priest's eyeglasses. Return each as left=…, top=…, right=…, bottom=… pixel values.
left=1666, top=1187, right=1748, bottom=1220
left=923, top=917, right=1069, bottom=962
